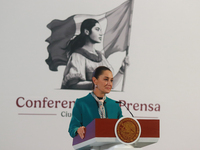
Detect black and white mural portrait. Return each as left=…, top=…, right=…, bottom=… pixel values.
left=45, top=0, right=133, bottom=90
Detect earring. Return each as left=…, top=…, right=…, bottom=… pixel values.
left=95, top=85, right=98, bottom=88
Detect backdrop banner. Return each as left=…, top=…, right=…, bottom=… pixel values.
left=1, top=0, right=200, bottom=150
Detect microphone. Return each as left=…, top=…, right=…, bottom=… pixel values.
left=116, top=101, right=134, bottom=117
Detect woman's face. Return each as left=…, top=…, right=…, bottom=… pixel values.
left=89, top=23, right=102, bottom=43
left=93, top=70, right=113, bottom=94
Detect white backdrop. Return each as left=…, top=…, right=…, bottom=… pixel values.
left=1, top=0, right=200, bottom=150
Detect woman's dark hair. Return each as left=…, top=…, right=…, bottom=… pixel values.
left=67, top=19, right=99, bottom=52
left=92, top=66, right=112, bottom=89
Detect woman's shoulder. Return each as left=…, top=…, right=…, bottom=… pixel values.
left=76, top=93, right=93, bottom=102
left=105, top=97, right=117, bottom=103
left=68, top=52, right=86, bottom=66
left=71, top=52, right=86, bottom=59
left=72, top=48, right=103, bottom=62
left=105, top=97, right=121, bottom=110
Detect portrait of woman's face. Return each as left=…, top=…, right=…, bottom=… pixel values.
left=94, top=70, right=113, bottom=94
left=89, top=23, right=102, bottom=43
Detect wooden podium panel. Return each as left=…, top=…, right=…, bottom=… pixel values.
left=73, top=118, right=159, bottom=150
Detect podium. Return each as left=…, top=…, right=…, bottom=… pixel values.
left=73, top=118, right=159, bottom=150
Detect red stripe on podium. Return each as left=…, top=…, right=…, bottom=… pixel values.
left=95, top=119, right=118, bottom=137
left=138, top=119, right=160, bottom=138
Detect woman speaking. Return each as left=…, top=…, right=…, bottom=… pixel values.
left=68, top=66, right=123, bottom=139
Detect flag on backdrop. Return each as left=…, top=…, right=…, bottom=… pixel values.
left=46, top=0, right=132, bottom=71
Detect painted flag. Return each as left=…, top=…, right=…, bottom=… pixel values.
left=46, top=0, right=132, bottom=71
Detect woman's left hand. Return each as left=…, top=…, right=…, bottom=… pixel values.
left=77, top=126, right=86, bottom=139
left=123, top=55, right=130, bottom=66
left=119, top=56, right=130, bottom=73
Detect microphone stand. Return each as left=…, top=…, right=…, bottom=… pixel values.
left=116, top=101, right=134, bottom=117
